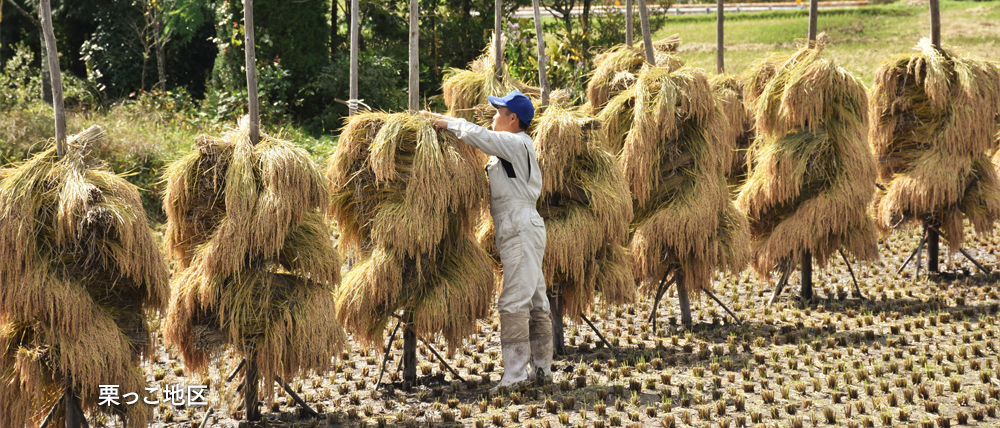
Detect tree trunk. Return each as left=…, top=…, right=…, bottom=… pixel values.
left=801, top=251, right=813, bottom=303
left=408, top=0, right=419, bottom=111
left=677, top=271, right=692, bottom=326
left=349, top=0, right=359, bottom=115
left=331, top=0, right=339, bottom=54
left=244, top=0, right=260, bottom=145
left=154, top=16, right=167, bottom=90
left=636, top=0, right=654, bottom=64
left=548, top=293, right=565, bottom=355
left=40, top=0, right=64, bottom=154
left=402, top=311, right=417, bottom=389
left=716, top=0, right=724, bottom=74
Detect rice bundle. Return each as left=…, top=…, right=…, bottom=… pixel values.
left=586, top=34, right=684, bottom=115
left=530, top=104, right=635, bottom=320
left=605, top=65, right=750, bottom=301
left=870, top=39, right=1000, bottom=246
left=736, top=36, right=879, bottom=278
left=0, top=126, right=168, bottom=427
left=162, top=117, right=345, bottom=398
left=327, top=112, right=493, bottom=353
left=710, top=74, right=754, bottom=183
left=442, top=33, right=540, bottom=124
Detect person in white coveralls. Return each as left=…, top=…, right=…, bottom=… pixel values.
left=421, top=90, right=551, bottom=391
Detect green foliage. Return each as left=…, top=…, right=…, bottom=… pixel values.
left=209, top=0, right=330, bottom=102
left=0, top=43, right=42, bottom=111
left=80, top=1, right=151, bottom=96
left=306, top=50, right=407, bottom=132
left=202, top=59, right=297, bottom=125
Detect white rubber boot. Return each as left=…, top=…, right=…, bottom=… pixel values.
left=491, top=313, right=532, bottom=394
left=529, top=310, right=554, bottom=385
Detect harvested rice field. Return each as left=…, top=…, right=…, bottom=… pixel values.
left=139, top=225, right=1000, bottom=427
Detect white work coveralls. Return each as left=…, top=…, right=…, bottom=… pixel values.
left=443, top=118, right=549, bottom=319
left=444, top=117, right=553, bottom=388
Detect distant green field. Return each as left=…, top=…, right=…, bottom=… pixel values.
left=650, top=0, right=1000, bottom=85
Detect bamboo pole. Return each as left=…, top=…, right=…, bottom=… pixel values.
left=243, top=0, right=259, bottom=145
left=626, top=0, right=634, bottom=47
left=716, top=0, right=724, bottom=74
left=929, top=0, right=941, bottom=48
left=637, top=0, right=654, bottom=64
left=39, top=0, right=65, bottom=157
left=807, top=0, right=818, bottom=44
left=408, top=0, right=419, bottom=111
left=531, top=0, right=550, bottom=106
left=349, top=0, right=359, bottom=115
left=494, top=0, right=503, bottom=76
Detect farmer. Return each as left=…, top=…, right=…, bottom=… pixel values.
left=421, top=90, right=551, bottom=391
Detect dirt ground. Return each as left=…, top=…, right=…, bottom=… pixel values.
left=139, top=225, right=1000, bottom=427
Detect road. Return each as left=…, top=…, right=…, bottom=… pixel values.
left=511, top=0, right=867, bottom=18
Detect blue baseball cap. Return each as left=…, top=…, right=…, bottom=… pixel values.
left=488, top=90, right=535, bottom=126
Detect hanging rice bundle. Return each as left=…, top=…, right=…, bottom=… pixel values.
left=607, top=65, right=750, bottom=298
left=527, top=104, right=635, bottom=319
left=328, top=112, right=493, bottom=352
left=585, top=34, right=684, bottom=115
left=870, top=39, right=1000, bottom=247
left=735, top=35, right=879, bottom=278
left=162, top=117, right=345, bottom=398
left=442, top=33, right=540, bottom=124
left=0, top=126, right=168, bottom=427
left=710, top=74, right=754, bottom=184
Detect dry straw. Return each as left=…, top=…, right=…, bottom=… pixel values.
left=736, top=35, right=879, bottom=277
left=0, top=126, right=168, bottom=427
left=710, top=74, right=754, bottom=184
left=162, top=117, right=345, bottom=401
left=586, top=34, right=683, bottom=115
left=328, top=112, right=493, bottom=353
left=442, top=33, right=540, bottom=124
left=604, top=64, right=750, bottom=298
left=870, top=39, right=1000, bottom=246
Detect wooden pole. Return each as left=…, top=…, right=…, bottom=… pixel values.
left=402, top=311, right=417, bottom=389
left=716, top=0, right=724, bottom=74
left=349, top=0, right=359, bottom=115
left=39, top=0, right=65, bottom=157
left=548, top=292, right=565, bottom=355
left=531, top=0, right=550, bottom=106
left=677, top=271, right=692, bottom=326
left=626, top=0, right=634, bottom=48
left=636, top=0, right=655, bottom=64
left=801, top=251, right=813, bottom=304
left=494, top=0, right=503, bottom=76
left=928, top=0, right=941, bottom=48
left=926, top=220, right=940, bottom=273
left=408, top=0, right=419, bottom=111
left=243, top=0, right=259, bottom=145
left=807, top=0, right=818, bottom=44
left=244, top=351, right=260, bottom=421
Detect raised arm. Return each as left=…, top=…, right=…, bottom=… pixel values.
left=421, top=111, right=528, bottom=162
